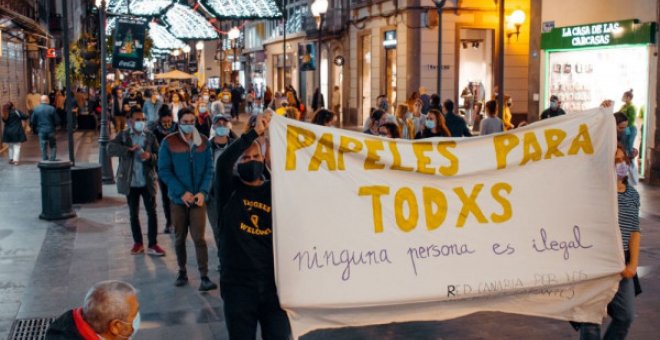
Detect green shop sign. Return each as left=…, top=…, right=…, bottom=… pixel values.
left=541, top=19, right=656, bottom=50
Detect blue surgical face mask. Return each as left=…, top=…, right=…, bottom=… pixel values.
left=550, top=101, right=558, bottom=109
left=180, top=124, right=195, bottom=134
left=615, top=162, right=629, bottom=179
left=215, top=126, right=230, bottom=137
left=199, top=107, right=207, bottom=113
left=133, top=121, right=145, bottom=132
left=425, top=120, right=436, bottom=129
left=117, top=311, right=140, bottom=339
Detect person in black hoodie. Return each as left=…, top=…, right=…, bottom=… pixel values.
left=151, top=107, right=178, bottom=233
left=214, top=112, right=291, bottom=339
left=443, top=99, right=472, bottom=137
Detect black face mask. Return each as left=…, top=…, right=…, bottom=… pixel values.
left=237, top=160, right=264, bottom=182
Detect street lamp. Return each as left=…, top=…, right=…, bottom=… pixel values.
left=311, top=0, right=328, bottom=98
left=195, top=41, right=205, bottom=51
left=95, top=0, right=114, bottom=183
left=506, top=10, right=526, bottom=41
left=228, top=26, right=240, bottom=82
left=432, top=0, right=446, bottom=98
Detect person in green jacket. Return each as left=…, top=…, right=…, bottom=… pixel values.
left=619, top=89, right=637, bottom=156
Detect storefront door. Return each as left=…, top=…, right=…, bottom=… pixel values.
left=457, top=28, right=493, bottom=126
left=360, top=34, right=372, bottom=126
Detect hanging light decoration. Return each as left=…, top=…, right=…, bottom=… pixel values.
left=199, top=0, right=283, bottom=19
left=227, top=26, right=241, bottom=40
left=106, top=0, right=129, bottom=15
left=105, top=16, right=118, bottom=37
left=130, top=0, right=173, bottom=16
left=164, top=3, right=219, bottom=40
left=107, top=0, right=173, bottom=16
left=148, top=22, right=186, bottom=50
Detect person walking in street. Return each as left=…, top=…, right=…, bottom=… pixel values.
left=443, top=99, right=472, bottom=137
left=108, top=109, right=165, bottom=257
left=415, top=109, right=451, bottom=139
left=479, top=100, right=504, bottom=136
left=46, top=280, right=140, bottom=340
left=31, top=95, right=59, bottom=161
left=55, top=90, right=66, bottom=130
left=158, top=108, right=217, bottom=291
left=2, top=102, right=28, bottom=165
left=195, top=101, right=213, bottom=138
left=540, top=95, right=566, bottom=120
left=574, top=144, right=641, bottom=340
left=230, top=83, right=244, bottom=120
left=312, top=87, right=325, bottom=112
left=152, top=108, right=177, bottom=234
left=214, top=114, right=291, bottom=339
left=168, top=92, right=187, bottom=123
left=619, top=89, right=637, bottom=156
left=206, top=114, right=237, bottom=271
left=332, top=85, right=341, bottom=115
left=113, top=88, right=128, bottom=132
left=142, top=90, right=162, bottom=125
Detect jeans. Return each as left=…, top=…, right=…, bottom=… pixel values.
left=114, top=116, right=127, bottom=132
left=624, top=126, right=637, bottom=155
left=205, top=193, right=221, bottom=265
left=157, top=179, right=172, bottom=227
left=127, top=186, right=158, bottom=247
left=221, top=282, right=292, bottom=340
left=171, top=203, right=209, bottom=276
left=578, top=278, right=636, bottom=340
left=7, top=143, right=21, bottom=162
left=38, top=131, right=56, bottom=161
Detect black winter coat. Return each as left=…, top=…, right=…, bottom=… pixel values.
left=45, top=310, right=85, bottom=340
left=2, top=109, right=28, bottom=143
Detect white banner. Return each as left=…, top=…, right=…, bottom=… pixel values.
left=269, top=109, right=623, bottom=339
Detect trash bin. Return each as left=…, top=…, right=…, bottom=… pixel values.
left=71, top=162, right=103, bottom=203
left=38, top=160, right=76, bottom=220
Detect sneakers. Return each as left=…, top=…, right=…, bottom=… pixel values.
left=130, top=244, right=144, bottom=255
left=147, top=245, right=166, bottom=256
left=199, top=276, right=218, bottom=292
left=175, top=271, right=188, bottom=287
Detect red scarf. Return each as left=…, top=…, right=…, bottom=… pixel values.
left=73, top=308, right=101, bottom=340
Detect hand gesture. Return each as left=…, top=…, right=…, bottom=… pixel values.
left=254, top=114, right=270, bottom=136
left=128, top=144, right=141, bottom=152
left=193, top=193, right=205, bottom=207
left=621, top=265, right=636, bottom=279
left=140, top=152, right=151, bottom=161
left=181, top=192, right=195, bottom=207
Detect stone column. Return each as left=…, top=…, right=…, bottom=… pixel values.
left=527, top=0, right=542, bottom=123
left=406, top=1, right=422, bottom=99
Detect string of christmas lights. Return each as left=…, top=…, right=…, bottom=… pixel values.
left=164, top=3, right=219, bottom=39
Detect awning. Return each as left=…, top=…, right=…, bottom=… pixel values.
left=0, top=6, right=51, bottom=39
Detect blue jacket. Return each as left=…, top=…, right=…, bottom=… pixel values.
left=158, top=130, right=213, bottom=205
left=30, top=103, right=59, bottom=134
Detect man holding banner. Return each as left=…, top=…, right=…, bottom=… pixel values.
left=214, top=113, right=291, bottom=339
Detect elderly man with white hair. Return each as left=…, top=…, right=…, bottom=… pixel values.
left=30, top=95, right=59, bottom=161
left=46, top=280, right=140, bottom=340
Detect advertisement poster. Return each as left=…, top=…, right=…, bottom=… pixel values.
left=299, top=43, right=316, bottom=71
left=112, top=17, right=147, bottom=71
left=269, top=110, right=622, bottom=339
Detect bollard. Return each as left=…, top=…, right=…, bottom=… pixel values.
left=71, top=162, right=103, bottom=204
left=38, top=160, right=76, bottom=220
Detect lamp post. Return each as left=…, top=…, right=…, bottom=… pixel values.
left=183, top=44, right=191, bottom=73
left=96, top=0, right=113, bottom=183
left=63, top=0, right=74, bottom=165
left=196, top=41, right=204, bottom=86
left=228, top=26, right=240, bottom=83
left=432, top=0, right=446, bottom=98
left=311, top=0, right=328, bottom=95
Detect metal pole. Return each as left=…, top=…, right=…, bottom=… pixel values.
left=497, top=0, right=505, bottom=118
left=434, top=1, right=446, bottom=98
left=436, top=7, right=442, bottom=98
left=317, top=15, right=324, bottom=96
left=283, top=15, right=287, bottom=90
left=99, top=0, right=114, bottom=183
left=62, top=0, right=74, bottom=165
